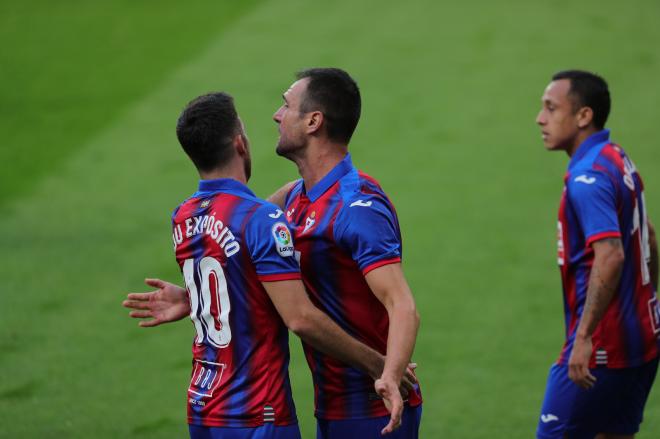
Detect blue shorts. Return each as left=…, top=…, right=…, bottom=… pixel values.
left=536, top=357, right=658, bottom=439
left=316, top=404, right=422, bottom=439
left=189, top=423, right=301, bottom=439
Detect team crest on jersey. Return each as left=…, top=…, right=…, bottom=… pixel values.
left=272, top=222, right=294, bottom=257
left=303, top=211, right=316, bottom=234
left=200, top=199, right=211, bottom=208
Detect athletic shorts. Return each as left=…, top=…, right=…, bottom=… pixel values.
left=189, top=423, right=301, bottom=439
left=316, top=404, right=422, bottom=439
left=536, top=357, right=658, bottom=439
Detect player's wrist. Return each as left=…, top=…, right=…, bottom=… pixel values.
left=574, top=329, right=592, bottom=341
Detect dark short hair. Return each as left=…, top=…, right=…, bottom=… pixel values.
left=176, top=92, right=239, bottom=172
left=552, top=70, right=611, bottom=129
left=296, top=68, right=361, bottom=144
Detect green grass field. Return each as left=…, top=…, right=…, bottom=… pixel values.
left=2, top=0, right=660, bottom=437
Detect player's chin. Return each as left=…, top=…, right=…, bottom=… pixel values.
left=542, top=139, right=559, bottom=151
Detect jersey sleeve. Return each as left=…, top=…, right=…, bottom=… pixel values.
left=334, top=195, right=402, bottom=275
left=567, top=170, right=621, bottom=246
left=244, top=203, right=301, bottom=282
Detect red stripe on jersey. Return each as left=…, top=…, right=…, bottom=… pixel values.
left=258, top=272, right=302, bottom=282
left=362, top=257, right=402, bottom=276
left=585, top=231, right=622, bottom=247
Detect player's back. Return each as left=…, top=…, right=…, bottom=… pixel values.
left=172, top=178, right=300, bottom=428
left=558, top=132, right=660, bottom=368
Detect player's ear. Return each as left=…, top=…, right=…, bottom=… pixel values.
left=234, top=133, right=248, bottom=157
left=576, top=106, right=594, bottom=129
left=306, top=111, right=323, bottom=135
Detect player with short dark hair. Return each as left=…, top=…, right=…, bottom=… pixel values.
left=550, top=70, right=611, bottom=130
left=270, top=67, right=423, bottom=438
left=293, top=68, right=361, bottom=144
left=123, top=91, right=404, bottom=439
left=535, top=70, right=659, bottom=439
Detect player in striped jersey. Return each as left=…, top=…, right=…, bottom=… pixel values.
left=123, top=92, right=403, bottom=439
left=269, top=68, right=422, bottom=438
left=535, top=70, right=659, bottom=439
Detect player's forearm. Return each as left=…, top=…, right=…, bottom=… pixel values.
left=649, top=221, right=658, bottom=291
left=381, top=299, right=419, bottom=383
left=291, top=306, right=384, bottom=379
left=576, top=239, right=624, bottom=339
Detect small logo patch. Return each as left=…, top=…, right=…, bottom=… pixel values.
left=541, top=414, right=559, bottom=423
left=268, top=209, right=284, bottom=219
left=574, top=175, right=596, bottom=185
left=200, top=199, right=211, bottom=208
left=303, top=211, right=316, bottom=234
left=350, top=199, right=373, bottom=208
left=272, top=222, right=294, bottom=257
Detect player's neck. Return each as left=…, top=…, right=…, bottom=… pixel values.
left=567, top=126, right=600, bottom=157
left=198, top=162, right=247, bottom=185
left=294, top=141, right=348, bottom=192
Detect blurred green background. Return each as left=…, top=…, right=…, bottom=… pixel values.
left=1, top=0, right=659, bottom=437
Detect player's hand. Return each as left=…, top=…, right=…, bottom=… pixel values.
left=568, top=335, right=596, bottom=389
left=122, top=278, right=189, bottom=327
left=375, top=375, right=404, bottom=435
left=400, top=362, right=418, bottom=397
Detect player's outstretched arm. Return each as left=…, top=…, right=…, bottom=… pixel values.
left=123, top=278, right=190, bottom=327
left=569, top=238, right=624, bottom=389
left=364, top=262, right=420, bottom=435
left=266, top=181, right=297, bottom=209
left=649, top=220, right=658, bottom=291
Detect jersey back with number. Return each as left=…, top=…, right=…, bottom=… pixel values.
left=284, top=154, right=423, bottom=420
left=172, top=178, right=301, bottom=427
left=556, top=130, right=660, bottom=368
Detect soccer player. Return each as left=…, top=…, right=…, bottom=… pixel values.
left=535, top=70, right=660, bottom=439
left=268, top=68, right=423, bottom=439
left=123, top=92, right=404, bottom=439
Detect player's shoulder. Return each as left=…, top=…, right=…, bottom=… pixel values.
left=246, top=198, right=287, bottom=225
left=335, top=168, right=397, bottom=227
left=171, top=194, right=202, bottom=222
left=337, top=168, right=390, bottom=205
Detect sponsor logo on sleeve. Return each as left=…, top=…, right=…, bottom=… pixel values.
left=350, top=199, right=373, bottom=208
left=272, top=222, right=294, bottom=257
left=574, top=175, right=596, bottom=185
left=540, top=414, right=559, bottom=423
left=268, top=209, right=284, bottom=219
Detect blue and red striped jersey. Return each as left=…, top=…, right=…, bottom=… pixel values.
left=172, top=178, right=301, bottom=427
left=556, top=129, right=660, bottom=368
left=284, top=154, right=423, bottom=420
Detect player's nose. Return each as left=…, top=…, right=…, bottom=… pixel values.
left=535, top=110, right=546, bottom=125
left=273, top=107, right=283, bottom=123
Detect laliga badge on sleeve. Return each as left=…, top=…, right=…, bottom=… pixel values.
left=272, top=222, right=295, bottom=257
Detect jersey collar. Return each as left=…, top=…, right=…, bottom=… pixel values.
left=305, top=153, right=354, bottom=202
left=569, top=129, right=610, bottom=169
left=195, top=178, right=256, bottom=198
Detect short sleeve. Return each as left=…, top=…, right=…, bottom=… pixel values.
left=244, top=203, right=301, bottom=282
left=334, top=196, right=402, bottom=275
left=567, top=170, right=621, bottom=246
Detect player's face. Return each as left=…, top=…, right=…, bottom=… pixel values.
left=536, top=79, right=580, bottom=153
left=273, top=79, right=309, bottom=158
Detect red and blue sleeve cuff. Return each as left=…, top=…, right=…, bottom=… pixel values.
left=361, top=257, right=402, bottom=276
left=586, top=231, right=621, bottom=247
left=258, top=272, right=302, bottom=282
